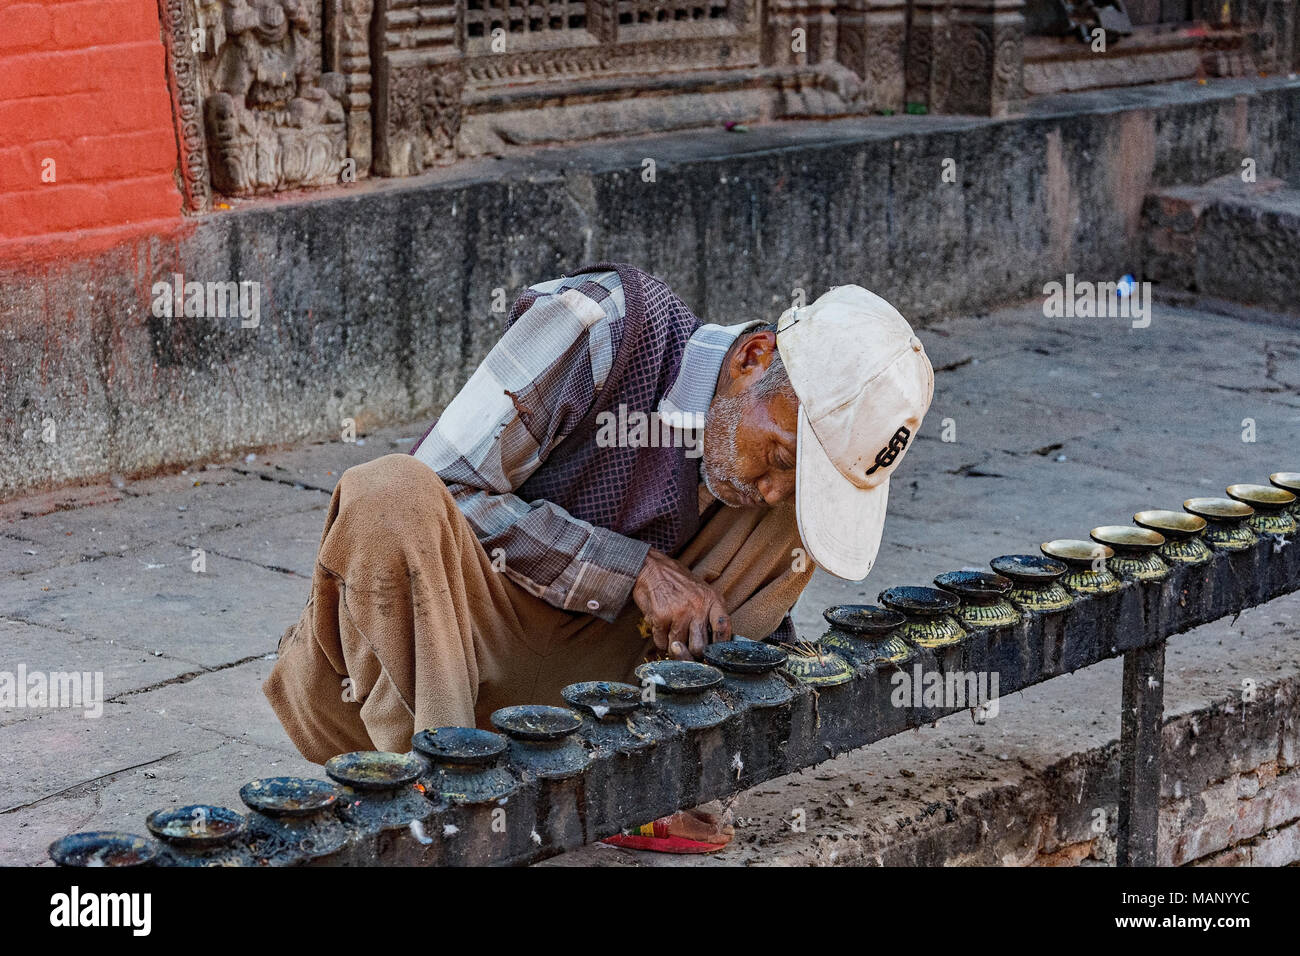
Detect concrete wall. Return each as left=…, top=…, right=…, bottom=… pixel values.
left=3, top=77, right=1300, bottom=500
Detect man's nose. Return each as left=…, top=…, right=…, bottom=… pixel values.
left=757, top=473, right=790, bottom=505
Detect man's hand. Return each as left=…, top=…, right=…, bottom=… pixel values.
left=633, top=549, right=732, bottom=661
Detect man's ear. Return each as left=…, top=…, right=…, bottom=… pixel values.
left=727, top=330, right=779, bottom=385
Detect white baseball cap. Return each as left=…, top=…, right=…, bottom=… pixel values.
left=776, top=286, right=934, bottom=580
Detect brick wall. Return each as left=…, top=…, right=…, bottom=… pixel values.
left=0, top=0, right=182, bottom=252
left=1179, top=765, right=1300, bottom=867
left=1038, top=763, right=1300, bottom=867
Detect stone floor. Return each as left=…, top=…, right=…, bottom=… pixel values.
left=2, top=297, right=1298, bottom=866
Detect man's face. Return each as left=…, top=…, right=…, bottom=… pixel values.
left=701, top=331, right=799, bottom=508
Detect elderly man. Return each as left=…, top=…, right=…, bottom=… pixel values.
left=264, top=262, right=933, bottom=850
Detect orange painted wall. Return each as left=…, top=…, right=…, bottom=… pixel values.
left=0, top=0, right=184, bottom=250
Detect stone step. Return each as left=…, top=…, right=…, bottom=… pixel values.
left=1142, top=174, right=1300, bottom=319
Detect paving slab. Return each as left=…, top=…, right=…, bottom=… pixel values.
left=0, top=485, right=126, bottom=524
left=116, top=655, right=308, bottom=759
left=184, top=506, right=328, bottom=580
left=1, top=546, right=309, bottom=668
left=0, top=619, right=197, bottom=729
left=885, top=455, right=1196, bottom=561
left=228, top=424, right=429, bottom=494
left=0, top=702, right=229, bottom=817
left=0, top=469, right=329, bottom=575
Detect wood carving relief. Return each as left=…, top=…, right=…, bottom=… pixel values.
left=196, top=0, right=349, bottom=195
left=157, top=0, right=212, bottom=211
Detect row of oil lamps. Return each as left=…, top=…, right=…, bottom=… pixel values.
left=47, top=474, right=1299, bottom=866
left=778, top=475, right=1299, bottom=682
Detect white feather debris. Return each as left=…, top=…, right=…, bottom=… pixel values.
left=409, top=820, right=433, bottom=845
left=591, top=704, right=610, bottom=719
left=443, top=824, right=459, bottom=837
left=530, top=829, right=542, bottom=845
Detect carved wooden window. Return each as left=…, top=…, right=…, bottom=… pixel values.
left=615, top=0, right=738, bottom=39
left=460, top=0, right=758, bottom=82
left=463, top=0, right=745, bottom=52
left=615, top=1, right=731, bottom=26
left=1123, top=0, right=1195, bottom=27
left=465, top=0, right=593, bottom=41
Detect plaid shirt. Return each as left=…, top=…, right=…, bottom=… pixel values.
left=412, top=270, right=760, bottom=622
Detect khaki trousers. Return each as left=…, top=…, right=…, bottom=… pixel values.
left=263, top=453, right=811, bottom=764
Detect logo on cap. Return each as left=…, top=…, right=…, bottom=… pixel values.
left=865, top=426, right=911, bottom=476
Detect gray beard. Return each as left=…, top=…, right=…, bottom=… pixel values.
left=701, top=391, right=763, bottom=506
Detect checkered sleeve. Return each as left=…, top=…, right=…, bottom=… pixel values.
left=412, top=272, right=650, bottom=623
left=764, top=614, right=797, bottom=644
